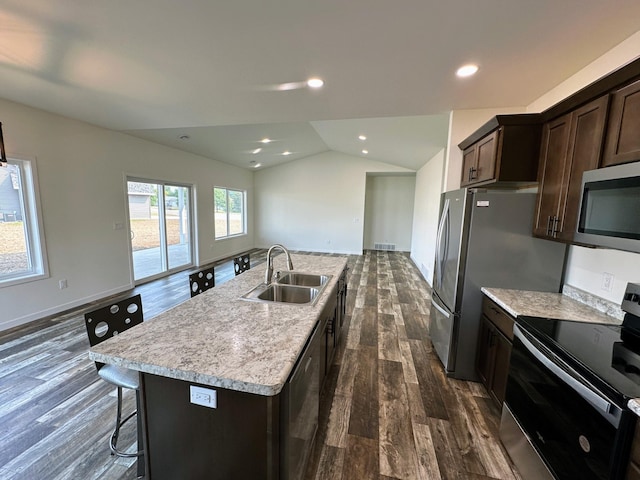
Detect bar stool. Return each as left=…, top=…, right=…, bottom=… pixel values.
left=189, top=266, right=215, bottom=297
left=233, top=253, right=250, bottom=276
left=84, top=294, right=144, bottom=466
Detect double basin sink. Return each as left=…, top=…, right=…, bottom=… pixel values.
left=241, top=272, right=332, bottom=306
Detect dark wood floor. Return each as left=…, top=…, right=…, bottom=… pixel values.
left=0, top=250, right=520, bottom=480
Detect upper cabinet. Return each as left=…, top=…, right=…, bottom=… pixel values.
left=602, top=79, right=640, bottom=167
left=533, top=96, right=609, bottom=241
left=459, top=115, right=542, bottom=188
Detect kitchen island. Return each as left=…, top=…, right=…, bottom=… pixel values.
left=89, top=253, right=348, bottom=480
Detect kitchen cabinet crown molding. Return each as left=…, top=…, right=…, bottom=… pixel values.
left=542, top=55, right=640, bottom=122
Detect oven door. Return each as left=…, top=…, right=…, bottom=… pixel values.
left=504, top=324, right=626, bottom=479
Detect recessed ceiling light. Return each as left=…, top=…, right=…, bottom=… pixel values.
left=358, top=135, right=367, bottom=141
left=178, top=134, right=190, bottom=140
left=261, top=138, right=271, bottom=144
left=252, top=148, right=262, bottom=154
left=456, top=64, right=479, bottom=77
left=283, top=151, right=291, bottom=156
left=307, top=78, right=324, bottom=88
left=254, top=163, right=262, bottom=168
left=362, top=149, right=368, bottom=154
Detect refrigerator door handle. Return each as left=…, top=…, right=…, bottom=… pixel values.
left=435, top=199, right=450, bottom=289
left=431, top=295, right=451, bottom=319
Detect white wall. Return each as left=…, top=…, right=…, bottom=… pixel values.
left=363, top=175, right=416, bottom=252
left=525, top=31, right=640, bottom=303
left=410, top=149, right=446, bottom=285
left=253, top=151, right=412, bottom=254
left=0, top=98, right=253, bottom=331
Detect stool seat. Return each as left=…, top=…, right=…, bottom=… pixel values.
left=98, top=364, right=140, bottom=390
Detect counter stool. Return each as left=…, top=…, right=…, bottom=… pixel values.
left=189, top=266, right=215, bottom=297
left=84, top=294, right=145, bottom=469
left=234, top=253, right=250, bottom=276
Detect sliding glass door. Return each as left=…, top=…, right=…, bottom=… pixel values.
left=127, top=179, right=192, bottom=282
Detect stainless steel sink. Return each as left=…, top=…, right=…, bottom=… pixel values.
left=241, top=272, right=331, bottom=306
left=258, top=284, right=320, bottom=304
left=275, top=272, right=331, bottom=287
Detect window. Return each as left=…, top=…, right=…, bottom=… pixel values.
left=214, top=187, right=246, bottom=239
left=0, top=158, right=48, bottom=286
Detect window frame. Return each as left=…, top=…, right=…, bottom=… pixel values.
left=213, top=186, right=247, bottom=240
left=0, top=156, right=49, bottom=287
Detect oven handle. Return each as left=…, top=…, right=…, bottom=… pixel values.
left=513, top=324, right=614, bottom=416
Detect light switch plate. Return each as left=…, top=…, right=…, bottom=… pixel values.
left=190, top=385, right=217, bottom=408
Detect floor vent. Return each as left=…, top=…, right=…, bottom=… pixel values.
left=374, top=243, right=396, bottom=251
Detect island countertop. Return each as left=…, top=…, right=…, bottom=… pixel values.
left=89, top=253, right=348, bottom=397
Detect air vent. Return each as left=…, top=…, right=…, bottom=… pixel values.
left=374, top=243, right=396, bottom=251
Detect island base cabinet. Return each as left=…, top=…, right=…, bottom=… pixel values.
left=141, top=373, right=280, bottom=480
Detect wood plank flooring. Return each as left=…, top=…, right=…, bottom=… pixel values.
left=0, top=250, right=521, bottom=479
left=304, top=251, right=522, bottom=480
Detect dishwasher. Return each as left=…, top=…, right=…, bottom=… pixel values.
left=280, top=320, right=322, bottom=480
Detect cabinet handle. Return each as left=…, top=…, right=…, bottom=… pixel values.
left=468, top=167, right=478, bottom=182
left=546, top=216, right=553, bottom=235
left=552, top=216, right=560, bottom=237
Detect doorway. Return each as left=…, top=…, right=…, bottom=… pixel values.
left=127, top=179, right=193, bottom=282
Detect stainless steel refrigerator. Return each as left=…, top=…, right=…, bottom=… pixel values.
left=429, top=188, right=567, bottom=380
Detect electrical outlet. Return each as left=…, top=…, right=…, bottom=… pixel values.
left=190, top=385, right=217, bottom=408
left=59, top=279, right=67, bottom=289
left=602, top=272, right=614, bottom=292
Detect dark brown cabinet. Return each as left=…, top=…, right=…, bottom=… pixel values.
left=603, top=79, right=640, bottom=167
left=321, top=266, right=348, bottom=388
left=459, top=114, right=541, bottom=188
left=476, top=296, right=514, bottom=407
left=461, top=130, right=499, bottom=186
left=533, top=95, right=608, bottom=241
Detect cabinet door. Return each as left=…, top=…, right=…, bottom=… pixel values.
left=603, top=79, right=640, bottom=167
left=475, top=130, right=499, bottom=184
left=475, top=316, right=494, bottom=387
left=556, top=95, right=608, bottom=241
left=460, top=146, right=477, bottom=187
left=533, top=113, right=571, bottom=238
left=490, top=329, right=512, bottom=406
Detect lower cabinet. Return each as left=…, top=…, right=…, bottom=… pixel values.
left=321, top=265, right=348, bottom=389
left=476, top=296, right=514, bottom=407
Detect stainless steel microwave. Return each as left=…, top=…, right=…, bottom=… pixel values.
left=575, top=162, right=640, bottom=253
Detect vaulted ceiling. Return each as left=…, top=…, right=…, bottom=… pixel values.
left=1, top=1, right=639, bottom=170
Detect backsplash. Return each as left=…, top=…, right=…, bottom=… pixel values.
left=562, top=284, right=625, bottom=321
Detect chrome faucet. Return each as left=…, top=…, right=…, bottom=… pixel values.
left=265, top=244, right=294, bottom=284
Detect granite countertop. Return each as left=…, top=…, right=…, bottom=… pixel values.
left=89, top=253, right=348, bottom=397
left=481, top=287, right=622, bottom=325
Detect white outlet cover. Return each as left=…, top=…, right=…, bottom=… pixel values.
left=190, top=385, right=217, bottom=408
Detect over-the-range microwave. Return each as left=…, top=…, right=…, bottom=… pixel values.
left=575, top=161, right=640, bottom=253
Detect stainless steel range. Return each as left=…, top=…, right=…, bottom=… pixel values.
left=501, top=283, right=640, bottom=479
